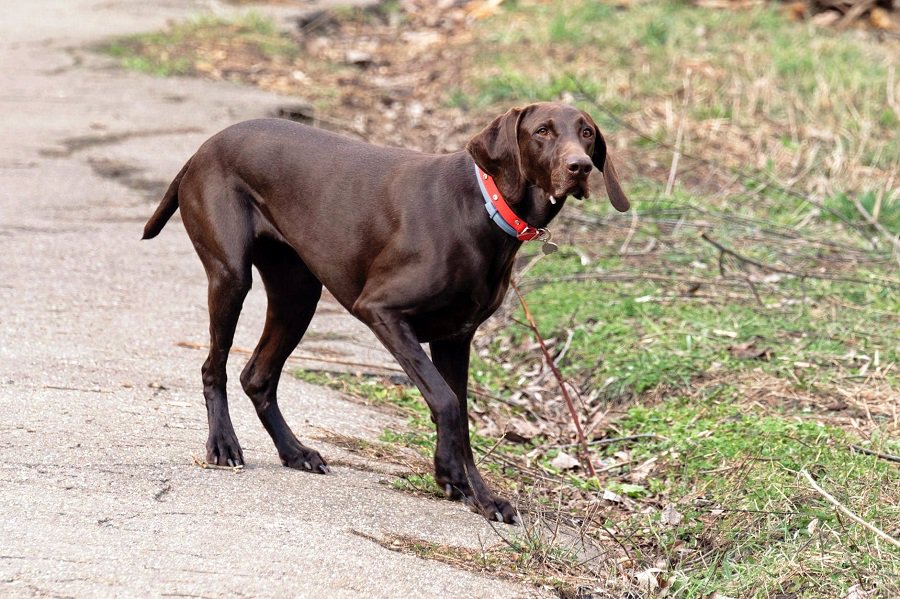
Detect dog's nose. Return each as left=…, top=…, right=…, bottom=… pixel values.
left=566, top=155, right=592, bottom=176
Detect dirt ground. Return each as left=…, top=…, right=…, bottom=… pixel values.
left=0, top=1, right=546, bottom=597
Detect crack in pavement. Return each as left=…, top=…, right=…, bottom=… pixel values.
left=88, top=157, right=169, bottom=199
left=39, top=126, right=202, bottom=158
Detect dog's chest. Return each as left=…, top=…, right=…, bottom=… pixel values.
left=410, top=277, right=509, bottom=342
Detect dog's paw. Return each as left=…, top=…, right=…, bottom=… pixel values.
left=206, top=431, right=244, bottom=467
left=280, top=446, right=330, bottom=474
left=466, top=494, right=520, bottom=525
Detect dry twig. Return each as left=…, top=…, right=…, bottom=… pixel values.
left=175, top=340, right=403, bottom=373
left=510, top=281, right=597, bottom=479
left=800, top=469, right=900, bottom=549
left=700, top=232, right=900, bottom=289
left=850, top=444, right=900, bottom=464
left=191, top=454, right=244, bottom=473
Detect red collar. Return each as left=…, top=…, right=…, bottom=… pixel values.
left=474, top=164, right=546, bottom=242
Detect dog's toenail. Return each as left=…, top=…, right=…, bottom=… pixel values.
left=495, top=511, right=503, bottom=522
left=303, top=461, right=311, bottom=470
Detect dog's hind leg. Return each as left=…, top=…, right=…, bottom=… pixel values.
left=240, top=238, right=328, bottom=473
left=181, top=183, right=253, bottom=467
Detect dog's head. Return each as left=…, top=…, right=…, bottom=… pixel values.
left=466, top=102, right=629, bottom=212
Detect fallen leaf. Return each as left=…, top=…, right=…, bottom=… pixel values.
left=635, top=568, right=664, bottom=591
left=807, top=518, right=818, bottom=535
left=627, top=457, right=657, bottom=483
left=614, top=449, right=632, bottom=462
left=602, top=489, right=623, bottom=503
left=503, top=418, right=541, bottom=443
left=811, top=10, right=840, bottom=27
left=728, top=341, right=772, bottom=360
left=400, top=30, right=442, bottom=48
left=784, top=1, right=807, bottom=21
left=661, top=503, right=683, bottom=526
left=344, top=49, right=373, bottom=66
left=869, top=8, right=892, bottom=31
left=550, top=452, right=580, bottom=471
left=846, top=585, right=871, bottom=599
left=466, top=0, right=504, bottom=20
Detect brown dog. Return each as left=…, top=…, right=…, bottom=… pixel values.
left=144, top=102, right=628, bottom=523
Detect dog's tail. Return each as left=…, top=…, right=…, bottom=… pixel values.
left=142, top=158, right=191, bottom=240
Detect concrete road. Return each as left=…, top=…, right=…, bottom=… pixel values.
left=0, top=1, right=544, bottom=596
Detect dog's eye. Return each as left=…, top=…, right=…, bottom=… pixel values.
left=535, top=127, right=549, bottom=137
left=582, top=128, right=594, bottom=139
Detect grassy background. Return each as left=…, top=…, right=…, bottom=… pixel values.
left=103, top=1, right=899, bottom=596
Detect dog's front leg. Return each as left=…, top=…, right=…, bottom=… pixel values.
left=353, top=303, right=470, bottom=504
left=431, top=337, right=519, bottom=524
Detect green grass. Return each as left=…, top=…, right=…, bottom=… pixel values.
left=297, top=368, right=899, bottom=597
left=466, top=0, right=900, bottom=190
left=391, top=473, right=444, bottom=497
left=479, top=245, right=899, bottom=402
left=102, top=45, right=191, bottom=77
left=100, top=13, right=296, bottom=77
left=610, top=390, right=900, bottom=597
left=825, top=190, right=900, bottom=233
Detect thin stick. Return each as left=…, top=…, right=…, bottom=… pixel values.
left=43, top=384, right=109, bottom=394
left=476, top=433, right=508, bottom=467
left=837, top=0, right=876, bottom=29
left=851, top=192, right=900, bottom=253
left=618, top=208, right=639, bottom=254
left=850, top=444, right=900, bottom=464
left=510, top=281, right=596, bottom=478
left=556, top=433, right=658, bottom=449
left=800, top=469, right=900, bottom=549
left=742, top=275, right=765, bottom=308
left=699, top=232, right=900, bottom=289
left=665, top=71, right=690, bottom=197
left=192, top=454, right=244, bottom=473
left=175, top=340, right=403, bottom=373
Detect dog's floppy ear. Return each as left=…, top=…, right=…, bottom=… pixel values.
left=590, top=124, right=630, bottom=213
left=466, top=107, right=527, bottom=201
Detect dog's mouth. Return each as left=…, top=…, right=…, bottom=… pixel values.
left=550, top=181, right=589, bottom=203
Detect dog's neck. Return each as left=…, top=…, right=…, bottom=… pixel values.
left=469, top=156, right=566, bottom=240
left=513, top=185, right=566, bottom=230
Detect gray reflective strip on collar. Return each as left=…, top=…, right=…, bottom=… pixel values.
left=475, top=163, right=519, bottom=238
